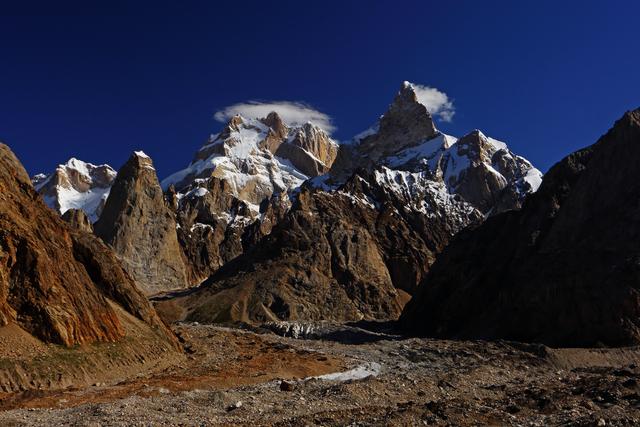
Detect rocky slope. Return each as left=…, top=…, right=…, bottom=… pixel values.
left=94, top=152, right=190, bottom=295
left=401, top=108, right=640, bottom=347
left=0, top=142, right=180, bottom=392
left=156, top=82, right=541, bottom=325
left=61, top=207, right=94, bottom=233
left=159, top=113, right=339, bottom=283
left=32, top=158, right=116, bottom=222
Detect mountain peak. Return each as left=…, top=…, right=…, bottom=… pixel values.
left=228, top=114, right=245, bottom=129
left=31, top=157, right=116, bottom=222
left=261, top=111, right=288, bottom=141
left=119, top=151, right=156, bottom=177
left=370, top=81, right=438, bottom=150
left=0, top=142, right=176, bottom=349
left=95, top=150, right=189, bottom=295
left=329, top=82, right=438, bottom=177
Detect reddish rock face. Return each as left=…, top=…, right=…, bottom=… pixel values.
left=0, top=143, right=175, bottom=347
left=401, top=109, right=640, bottom=347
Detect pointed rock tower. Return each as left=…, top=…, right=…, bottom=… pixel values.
left=0, top=143, right=175, bottom=348
left=95, top=151, right=189, bottom=295
left=330, top=81, right=439, bottom=180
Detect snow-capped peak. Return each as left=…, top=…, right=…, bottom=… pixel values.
left=162, top=113, right=338, bottom=211
left=32, top=158, right=117, bottom=222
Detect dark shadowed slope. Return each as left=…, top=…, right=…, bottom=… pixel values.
left=401, top=109, right=640, bottom=347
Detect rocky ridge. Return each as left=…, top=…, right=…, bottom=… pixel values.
left=327, top=81, right=541, bottom=216
left=401, top=108, right=640, bottom=347
left=162, top=113, right=338, bottom=207
left=157, top=113, right=338, bottom=283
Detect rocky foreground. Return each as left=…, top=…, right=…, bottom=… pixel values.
left=1, top=322, right=640, bottom=426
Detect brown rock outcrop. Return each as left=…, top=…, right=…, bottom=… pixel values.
left=94, top=152, right=190, bottom=295
left=0, top=143, right=175, bottom=347
left=275, top=122, right=338, bottom=177
left=62, top=208, right=94, bottom=233
left=158, top=167, right=482, bottom=324
left=162, top=187, right=403, bottom=324
left=401, top=109, right=640, bottom=347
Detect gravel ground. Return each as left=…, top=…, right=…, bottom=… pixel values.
left=1, top=322, right=640, bottom=426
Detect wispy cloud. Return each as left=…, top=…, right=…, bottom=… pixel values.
left=408, top=82, right=456, bottom=122
left=214, top=101, right=336, bottom=133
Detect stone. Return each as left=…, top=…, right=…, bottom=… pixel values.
left=94, top=152, right=190, bottom=295
left=280, top=380, right=295, bottom=391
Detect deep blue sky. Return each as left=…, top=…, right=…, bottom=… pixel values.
left=1, top=1, right=638, bottom=177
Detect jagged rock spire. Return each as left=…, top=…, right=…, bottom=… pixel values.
left=95, top=151, right=190, bottom=295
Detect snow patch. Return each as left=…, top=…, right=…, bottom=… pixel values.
left=523, top=168, right=543, bottom=192
left=312, top=362, right=382, bottom=382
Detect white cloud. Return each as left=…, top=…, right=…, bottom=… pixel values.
left=214, top=101, right=336, bottom=133
left=406, top=82, right=456, bottom=122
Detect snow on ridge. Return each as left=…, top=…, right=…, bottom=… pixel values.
left=522, top=168, right=543, bottom=192
left=161, top=115, right=317, bottom=203
left=186, top=187, right=209, bottom=198
left=348, top=123, right=380, bottom=146
left=33, top=157, right=117, bottom=223
left=52, top=186, right=111, bottom=223
left=386, top=133, right=457, bottom=170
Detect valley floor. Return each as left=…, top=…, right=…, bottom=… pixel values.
left=1, top=322, right=640, bottom=426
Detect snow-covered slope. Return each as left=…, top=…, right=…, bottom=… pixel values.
left=377, top=129, right=542, bottom=214
left=162, top=113, right=338, bottom=215
left=32, top=158, right=117, bottom=222
left=326, top=81, right=542, bottom=218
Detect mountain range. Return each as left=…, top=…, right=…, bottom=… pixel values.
left=2, top=79, right=640, bottom=408
left=17, top=81, right=640, bottom=350
left=31, top=82, right=541, bottom=319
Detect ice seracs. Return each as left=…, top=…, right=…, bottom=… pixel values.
left=32, top=158, right=117, bottom=222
